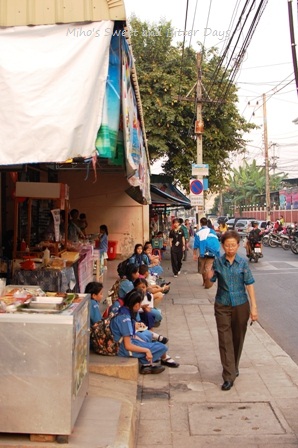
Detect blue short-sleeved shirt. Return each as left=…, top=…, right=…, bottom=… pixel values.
left=90, top=299, right=102, bottom=325
left=99, top=233, right=108, bottom=253
left=119, top=279, right=134, bottom=298
left=211, top=253, right=255, bottom=306
left=110, top=308, right=134, bottom=342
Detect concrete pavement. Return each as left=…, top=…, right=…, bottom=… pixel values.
left=135, top=251, right=298, bottom=447
left=1, top=249, right=298, bottom=447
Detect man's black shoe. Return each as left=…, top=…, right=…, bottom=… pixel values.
left=221, top=381, right=233, bottom=391
left=139, top=365, right=165, bottom=375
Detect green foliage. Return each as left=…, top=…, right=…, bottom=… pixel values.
left=221, top=160, right=287, bottom=212
left=129, top=16, right=255, bottom=191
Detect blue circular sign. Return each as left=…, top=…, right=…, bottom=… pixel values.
left=190, top=179, right=203, bottom=195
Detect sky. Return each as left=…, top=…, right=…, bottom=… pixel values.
left=124, top=0, right=298, bottom=177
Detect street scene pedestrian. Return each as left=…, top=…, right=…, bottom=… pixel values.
left=207, top=230, right=258, bottom=391
left=169, top=218, right=185, bottom=277
left=193, top=216, right=220, bottom=288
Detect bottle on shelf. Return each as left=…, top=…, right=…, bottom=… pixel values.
left=43, top=247, right=50, bottom=266
left=20, top=239, right=26, bottom=251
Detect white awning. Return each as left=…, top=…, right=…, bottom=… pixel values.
left=0, top=21, right=113, bottom=164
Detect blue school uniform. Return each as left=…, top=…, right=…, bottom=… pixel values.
left=90, top=298, right=102, bottom=325
left=109, top=300, right=152, bottom=342
left=110, top=306, right=167, bottom=364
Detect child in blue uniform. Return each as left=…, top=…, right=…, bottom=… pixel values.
left=85, top=282, right=104, bottom=326
left=110, top=289, right=179, bottom=374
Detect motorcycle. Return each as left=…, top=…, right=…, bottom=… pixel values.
left=249, top=241, right=263, bottom=263
left=290, top=231, right=298, bottom=254
left=267, top=229, right=290, bottom=248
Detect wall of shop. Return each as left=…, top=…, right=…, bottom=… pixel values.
left=58, top=170, right=150, bottom=258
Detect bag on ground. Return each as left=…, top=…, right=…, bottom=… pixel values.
left=90, top=313, right=120, bottom=356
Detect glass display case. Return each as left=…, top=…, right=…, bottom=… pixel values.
left=0, top=293, right=89, bottom=436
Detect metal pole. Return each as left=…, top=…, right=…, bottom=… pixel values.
left=263, top=93, right=271, bottom=221
left=195, top=53, right=204, bottom=223
left=288, top=0, right=298, bottom=97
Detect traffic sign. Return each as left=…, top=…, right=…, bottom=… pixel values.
left=190, top=194, right=203, bottom=206
left=192, top=163, right=209, bottom=176
left=190, top=179, right=203, bottom=195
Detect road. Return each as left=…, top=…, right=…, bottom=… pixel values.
left=238, top=242, right=298, bottom=365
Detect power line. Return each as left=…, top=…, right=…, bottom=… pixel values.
left=177, top=0, right=190, bottom=97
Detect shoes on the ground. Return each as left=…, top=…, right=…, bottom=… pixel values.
left=178, top=271, right=181, bottom=275
left=157, top=335, right=169, bottom=344
left=221, top=380, right=233, bottom=391
left=174, top=275, right=178, bottom=278
left=139, top=365, right=165, bottom=375
left=161, top=357, right=180, bottom=368
left=153, top=321, right=161, bottom=327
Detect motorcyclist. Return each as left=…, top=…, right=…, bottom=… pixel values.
left=246, top=221, right=262, bottom=257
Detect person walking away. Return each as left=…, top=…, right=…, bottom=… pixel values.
left=179, top=218, right=190, bottom=261
left=207, top=230, right=258, bottom=391
left=193, top=217, right=220, bottom=288
left=99, top=224, right=109, bottom=270
left=169, top=218, right=185, bottom=277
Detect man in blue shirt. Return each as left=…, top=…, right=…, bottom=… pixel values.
left=207, top=230, right=258, bottom=391
left=193, top=217, right=220, bottom=288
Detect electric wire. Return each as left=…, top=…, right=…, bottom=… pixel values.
left=177, top=0, right=190, bottom=98
left=188, top=0, right=199, bottom=49
left=201, top=0, right=213, bottom=55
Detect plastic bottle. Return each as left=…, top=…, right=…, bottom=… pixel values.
left=43, top=248, right=50, bottom=266
left=20, top=239, right=26, bottom=251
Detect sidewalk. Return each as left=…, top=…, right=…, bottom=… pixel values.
left=1, top=250, right=298, bottom=447
left=135, top=251, right=298, bottom=447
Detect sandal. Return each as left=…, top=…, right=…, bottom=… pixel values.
left=161, top=356, right=180, bottom=368
left=157, top=335, right=168, bottom=344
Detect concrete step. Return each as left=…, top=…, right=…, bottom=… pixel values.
left=89, top=353, right=139, bottom=381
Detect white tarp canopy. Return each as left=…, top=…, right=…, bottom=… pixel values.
left=0, top=21, right=113, bottom=165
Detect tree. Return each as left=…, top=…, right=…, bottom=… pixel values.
left=129, top=16, right=255, bottom=191
left=210, top=160, right=287, bottom=215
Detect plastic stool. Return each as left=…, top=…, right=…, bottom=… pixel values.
left=152, top=248, right=162, bottom=260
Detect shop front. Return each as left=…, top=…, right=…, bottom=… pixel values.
left=0, top=0, right=150, bottom=440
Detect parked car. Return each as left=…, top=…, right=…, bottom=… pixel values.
left=256, top=220, right=267, bottom=230
left=226, top=217, right=257, bottom=231
left=234, top=219, right=253, bottom=237
left=217, top=216, right=228, bottom=224
left=226, top=218, right=236, bottom=230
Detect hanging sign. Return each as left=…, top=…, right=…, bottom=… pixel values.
left=191, top=163, right=209, bottom=176
left=190, top=179, right=204, bottom=195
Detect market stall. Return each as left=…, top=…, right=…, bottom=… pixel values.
left=11, top=181, right=98, bottom=292
left=0, top=286, right=90, bottom=439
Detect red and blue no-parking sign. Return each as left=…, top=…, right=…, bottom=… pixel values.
left=190, top=179, right=203, bottom=195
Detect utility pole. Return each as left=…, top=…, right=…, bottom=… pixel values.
left=288, top=0, right=298, bottom=97
left=195, top=53, right=204, bottom=224
left=263, top=93, right=271, bottom=221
